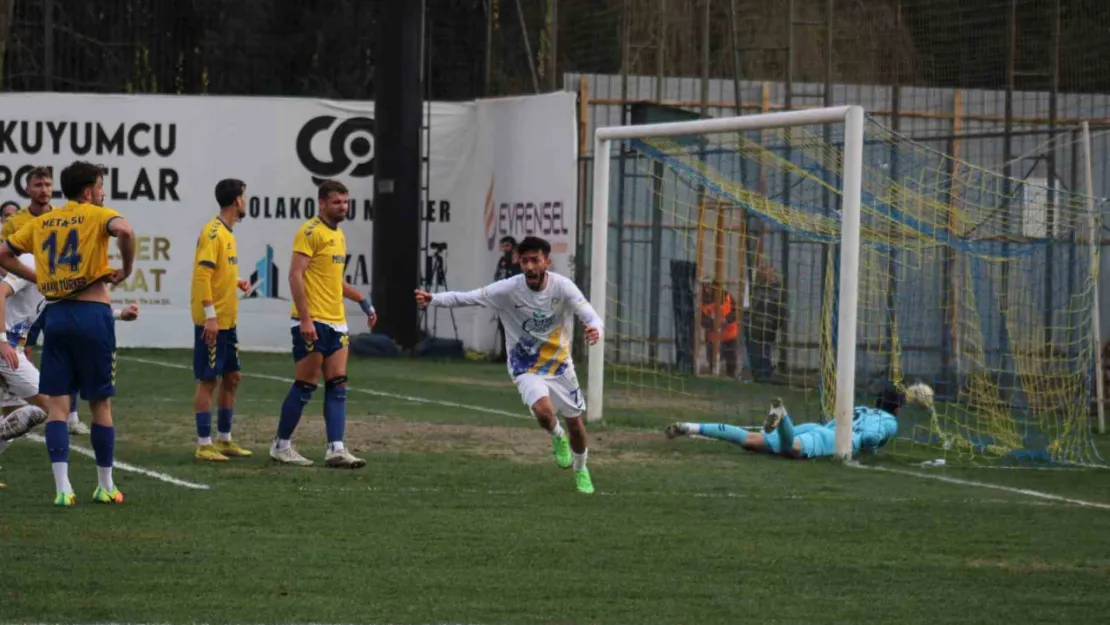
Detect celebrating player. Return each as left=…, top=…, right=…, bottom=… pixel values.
left=269, top=180, right=376, bottom=469
left=190, top=179, right=253, bottom=462
left=415, top=236, right=604, bottom=494
left=0, top=166, right=88, bottom=436
left=0, top=160, right=136, bottom=506
left=663, top=382, right=912, bottom=459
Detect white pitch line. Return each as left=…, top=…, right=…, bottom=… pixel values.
left=25, top=434, right=210, bottom=491
left=293, top=483, right=1064, bottom=508
left=856, top=463, right=1110, bottom=510
left=121, top=356, right=532, bottom=421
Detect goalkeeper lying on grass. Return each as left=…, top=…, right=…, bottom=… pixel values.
left=665, top=382, right=931, bottom=459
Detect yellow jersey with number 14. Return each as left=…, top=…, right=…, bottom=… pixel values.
left=290, top=216, right=346, bottom=325
left=5, top=200, right=121, bottom=301
left=1, top=205, right=54, bottom=240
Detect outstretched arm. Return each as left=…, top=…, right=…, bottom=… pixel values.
left=415, top=284, right=499, bottom=310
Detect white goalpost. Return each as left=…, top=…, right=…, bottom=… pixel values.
left=586, top=105, right=867, bottom=461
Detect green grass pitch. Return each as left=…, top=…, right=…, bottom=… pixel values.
left=1, top=348, right=1108, bottom=624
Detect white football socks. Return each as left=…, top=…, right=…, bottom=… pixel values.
left=97, top=466, right=115, bottom=492
left=67, top=412, right=79, bottom=426
left=274, top=438, right=292, bottom=451
left=198, top=436, right=213, bottom=446
left=550, top=422, right=566, bottom=438
left=572, top=449, right=588, bottom=471
left=217, top=431, right=232, bottom=442
left=328, top=441, right=345, bottom=453
left=51, top=462, right=73, bottom=494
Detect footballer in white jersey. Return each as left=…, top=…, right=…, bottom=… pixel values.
left=0, top=254, right=47, bottom=404
left=417, top=236, right=603, bottom=494
left=0, top=254, right=140, bottom=473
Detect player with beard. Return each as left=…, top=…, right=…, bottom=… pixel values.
left=190, top=179, right=253, bottom=462
left=269, top=180, right=377, bottom=468
left=0, top=167, right=89, bottom=436
left=0, top=160, right=137, bottom=506
left=416, top=236, right=604, bottom=494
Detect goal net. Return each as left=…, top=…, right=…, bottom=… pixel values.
left=586, top=106, right=1105, bottom=465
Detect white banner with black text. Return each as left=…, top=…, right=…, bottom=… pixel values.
left=0, top=91, right=578, bottom=352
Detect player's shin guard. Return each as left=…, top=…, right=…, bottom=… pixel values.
left=277, top=381, right=316, bottom=440
left=44, top=420, right=72, bottom=494
left=323, top=376, right=348, bottom=446
left=217, top=408, right=234, bottom=438
left=90, top=424, right=115, bottom=491
left=195, top=411, right=212, bottom=441
left=699, top=423, right=749, bottom=446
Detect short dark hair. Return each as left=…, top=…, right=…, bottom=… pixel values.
left=27, top=166, right=52, bottom=182
left=215, top=178, right=246, bottom=208
left=60, top=161, right=107, bottom=200
left=499, top=235, right=517, bottom=248
left=515, top=236, right=551, bottom=257
left=317, top=179, right=349, bottom=200
left=0, top=201, right=20, bottom=212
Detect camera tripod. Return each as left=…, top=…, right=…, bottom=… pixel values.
left=419, top=246, right=459, bottom=341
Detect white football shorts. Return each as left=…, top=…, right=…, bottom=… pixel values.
left=514, top=368, right=586, bottom=418
left=0, top=351, right=40, bottom=402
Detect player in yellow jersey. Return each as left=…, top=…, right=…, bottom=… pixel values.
left=270, top=180, right=376, bottom=469
left=0, top=160, right=136, bottom=507
left=2, top=166, right=55, bottom=240
left=1, top=167, right=90, bottom=436
left=190, top=179, right=253, bottom=462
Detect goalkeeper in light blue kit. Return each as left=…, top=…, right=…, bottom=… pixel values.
left=664, top=382, right=906, bottom=459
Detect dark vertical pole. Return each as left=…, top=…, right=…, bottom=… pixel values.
left=373, top=0, right=424, bottom=349
left=886, top=1, right=901, bottom=381
left=821, top=0, right=835, bottom=378
left=44, top=0, right=54, bottom=90
left=1001, top=0, right=1015, bottom=387
left=647, top=0, right=665, bottom=364
left=780, top=0, right=794, bottom=373
left=546, top=0, right=558, bottom=91
left=484, top=0, right=493, bottom=95
left=1043, top=0, right=1059, bottom=349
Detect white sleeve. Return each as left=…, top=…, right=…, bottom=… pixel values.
left=429, top=279, right=512, bottom=309
left=562, top=277, right=603, bottom=331
left=2, top=273, right=29, bottom=295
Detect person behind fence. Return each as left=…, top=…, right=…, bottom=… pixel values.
left=663, top=381, right=921, bottom=459
left=699, top=278, right=739, bottom=377
left=493, top=236, right=521, bottom=362
left=745, top=264, right=785, bottom=382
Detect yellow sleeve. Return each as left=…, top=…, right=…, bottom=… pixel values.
left=192, top=232, right=220, bottom=303
left=196, top=230, right=220, bottom=268
left=96, top=206, right=122, bottom=235
left=193, top=264, right=215, bottom=304
left=6, top=220, right=33, bottom=255
left=292, top=227, right=316, bottom=258
left=1, top=217, right=16, bottom=240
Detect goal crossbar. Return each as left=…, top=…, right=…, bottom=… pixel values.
left=587, top=105, right=866, bottom=462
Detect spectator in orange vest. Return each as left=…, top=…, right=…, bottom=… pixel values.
left=700, top=279, right=740, bottom=377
